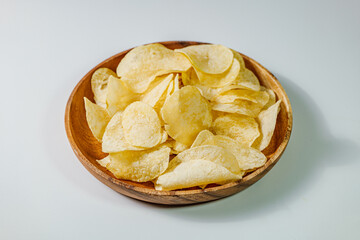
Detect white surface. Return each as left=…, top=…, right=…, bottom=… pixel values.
left=1, top=0, right=359, bottom=239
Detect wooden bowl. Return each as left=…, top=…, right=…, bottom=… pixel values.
left=65, top=41, right=292, bottom=205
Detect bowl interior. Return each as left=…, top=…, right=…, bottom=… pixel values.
left=66, top=41, right=292, bottom=194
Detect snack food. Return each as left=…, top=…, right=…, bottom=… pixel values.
left=84, top=43, right=281, bottom=190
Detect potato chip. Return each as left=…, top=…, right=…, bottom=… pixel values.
left=173, top=74, right=180, bottom=92
left=181, top=67, right=198, bottom=86
left=166, top=79, right=174, bottom=96
left=261, top=86, right=276, bottom=110
left=175, top=44, right=233, bottom=74
left=194, top=59, right=240, bottom=88
left=212, top=101, right=263, bottom=118
left=181, top=68, right=221, bottom=100
left=107, top=145, right=170, bottom=182
left=252, top=100, right=281, bottom=151
left=122, top=101, right=162, bottom=148
left=102, top=111, right=145, bottom=152
left=232, top=50, right=246, bottom=72
left=106, top=75, right=137, bottom=117
left=213, top=135, right=267, bottom=170
left=166, top=140, right=189, bottom=154
left=84, top=97, right=111, bottom=142
left=91, top=68, right=117, bottom=108
left=191, top=130, right=215, bottom=148
left=141, top=74, right=173, bottom=107
left=161, top=86, right=212, bottom=146
left=116, top=43, right=191, bottom=93
left=212, top=113, right=260, bottom=147
left=175, top=145, right=242, bottom=174
left=189, top=130, right=266, bottom=171
left=154, top=159, right=241, bottom=191
left=97, top=156, right=110, bottom=168
left=213, top=89, right=269, bottom=106
left=235, top=68, right=261, bottom=91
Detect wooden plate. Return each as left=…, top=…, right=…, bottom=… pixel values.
left=65, top=41, right=292, bottom=205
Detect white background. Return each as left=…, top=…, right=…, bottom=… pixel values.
left=1, top=0, right=359, bottom=239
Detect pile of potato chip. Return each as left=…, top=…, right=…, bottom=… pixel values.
left=84, top=43, right=281, bottom=191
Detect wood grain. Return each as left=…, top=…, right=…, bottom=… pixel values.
left=65, top=41, right=293, bottom=205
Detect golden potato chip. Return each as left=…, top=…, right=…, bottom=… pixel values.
left=235, top=68, right=261, bottom=91
left=189, top=130, right=266, bottom=171
left=141, top=74, right=174, bottom=107
left=161, top=86, right=212, bottom=146
left=91, top=68, right=117, bottom=108
left=173, top=74, right=180, bottom=92
left=175, top=44, right=233, bottom=74
left=106, top=75, right=137, bottom=117
left=102, top=111, right=145, bottom=152
left=122, top=101, right=162, bottom=148
left=213, top=135, right=267, bottom=170
left=191, top=130, right=215, bottom=148
left=154, top=159, right=241, bottom=191
left=232, top=50, right=246, bottom=72
left=181, top=68, right=221, bottom=100
left=84, top=97, right=111, bottom=142
left=175, top=145, right=242, bottom=175
left=215, top=68, right=261, bottom=95
left=160, top=129, right=168, bottom=143
left=261, top=86, right=276, bottom=110
left=194, top=59, right=240, bottom=88
left=169, top=140, right=189, bottom=154
left=212, top=113, right=260, bottom=147
left=107, top=145, right=170, bottom=182
left=213, top=89, right=269, bottom=106
left=116, top=43, right=191, bottom=93
left=212, top=101, right=263, bottom=118
left=181, top=67, right=199, bottom=86
left=252, top=100, right=281, bottom=151
left=97, top=156, right=110, bottom=168
left=166, top=79, right=174, bottom=96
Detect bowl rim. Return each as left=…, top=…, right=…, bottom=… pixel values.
left=65, top=40, right=293, bottom=196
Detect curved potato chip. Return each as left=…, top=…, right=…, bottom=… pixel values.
left=191, top=130, right=215, bottom=148
left=155, top=159, right=241, bottom=191
left=84, top=97, right=111, bottom=142
left=175, top=145, right=241, bottom=175
left=213, top=89, right=269, bottom=106
left=161, top=86, right=212, bottom=146
left=173, top=74, right=180, bottom=92
left=141, top=74, right=174, bottom=107
left=212, top=113, right=260, bottom=147
left=122, top=101, right=162, bottom=148
left=116, top=43, right=191, bottom=93
left=252, top=100, right=281, bottom=151
left=181, top=68, right=198, bottom=86
left=232, top=50, right=246, bottom=72
left=235, top=68, right=261, bottom=91
left=102, top=111, right=145, bottom=152
left=212, top=101, right=263, bottom=118
left=97, top=156, right=110, bottom=168
left=261, top=86, right=277, bottom=110
left=213, top=135, right=267, bottom=170
left=181, top=68, right=221, bottom=100
left=214, top=68, right=261, bottom=95
left=194, top=58, right=240, bottom=88
left=175, top=44, right=233, bottom=74
left=164, top=140, right=189, bottom=154
left=188, top=130, right=266, bottom=171
left=106, top=75, right=138, bottom=117
left=107, top=145, right=170, bottom=182
left=91, top=68, right=117, bottom=108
